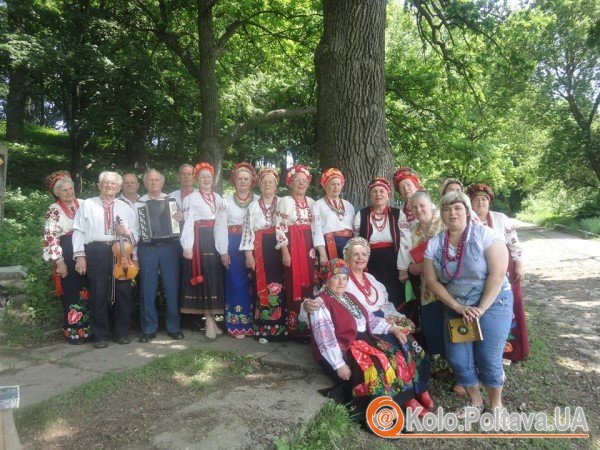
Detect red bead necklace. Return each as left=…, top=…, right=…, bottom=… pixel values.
left=200, top=190, right=216, bottom=214
left=325, top=196, right=345, bottom=220
left=58, top=199, right=79, bottom=220
left=370, top=207, right=388, bottom=232
left=259, top=197, right=277, bottom=226
left=294, top=197, right=312, bottom=223
left=441, top=224, right=470, bottom=281
left=350, top=272, right=378, bottom=306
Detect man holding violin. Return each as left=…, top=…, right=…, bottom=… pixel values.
left=73, top=171, right=139, bottom=349
left=135, top=169, right=184, bottom=343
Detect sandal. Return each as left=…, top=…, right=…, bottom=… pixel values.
left=455, top=403, right=485, bottom=420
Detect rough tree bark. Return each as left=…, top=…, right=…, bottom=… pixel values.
left=315, top=0, right=395, bottom=207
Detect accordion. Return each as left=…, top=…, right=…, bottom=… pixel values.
left=137, top=198, right=181, bottom=243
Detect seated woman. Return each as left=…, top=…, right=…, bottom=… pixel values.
left=423, top=191, right=513, bottom=416
left=310, top=259, right=433, bottom=421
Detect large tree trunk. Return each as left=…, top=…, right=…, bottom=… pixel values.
left=315, top=0, right=395, bottom=207
left=196, top=0, right=224, bottom=181
left=69, top=132, right=85, bottom=192
left=5, top=67, right=27, bottom=142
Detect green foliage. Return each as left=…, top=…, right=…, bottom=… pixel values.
left=0, top=188, right=59, bottom=324
left=276, top=401, right=362, bottom=450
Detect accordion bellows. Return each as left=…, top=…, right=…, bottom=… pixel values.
left=137, top=198, right=181, bottom=243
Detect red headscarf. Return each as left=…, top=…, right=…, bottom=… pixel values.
left=193, top=162, right=215, bottom=179
left=466, top=183, right=495, bottom=202
left=320, top=168, right=345, bottom=188
left=368, top=177, right=392, bottom=195
left=393, top=166, right=421, bottom=191
left=231, top=162, right=257, bottom=185
left=285, top=165, right=312, bottom=186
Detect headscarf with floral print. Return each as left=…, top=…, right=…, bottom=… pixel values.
left=393, top=166, right=421, bottom=192
left=231, top=162, right=257, bottom=185
left=466, top=183, right=495, bottom=202
left=320, top=168, right=345, bottom=189
left=45, top=170, right=73, bottom=200
left=193, top=162, right=215, bottom=179
left=368, top=177, right=392, bottom=196
left=257, top=167, right=280, bottom=185
left=320, top=258, right=351, bottom=282
left=285, top=165, right=312, bottom=186
left=342, top=237, right=371, bottom=260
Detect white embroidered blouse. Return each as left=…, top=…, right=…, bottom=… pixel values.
left=214, top=193, right=259, bottom=255
left=274, top=195, right=315, bottom=249
left=43, top=200, right=83, bottom=262
left=482, top=211, right=523, bottom=261
left=180, top=191, right=224, bottom=251
left=311, top=198, right=355, bottom=248
left=239, top=196, right=280, bottom=251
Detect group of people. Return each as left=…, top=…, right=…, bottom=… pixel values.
left=43, top=162, right=529, bottom=421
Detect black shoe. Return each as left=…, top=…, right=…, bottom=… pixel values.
left=168, top=331, right=185, bottom=341
left=115, top=336, right=131, bottom=345
left=138, top=333, right=157, bottom=343
left=94, top=340, right=108, bottom=349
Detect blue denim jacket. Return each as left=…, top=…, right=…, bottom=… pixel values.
left=431, top=224, right=510, bottom=306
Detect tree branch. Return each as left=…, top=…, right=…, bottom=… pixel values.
left=222, top=106, right=316, bottom=148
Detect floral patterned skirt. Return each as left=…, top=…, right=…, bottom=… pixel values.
left=251, top=228, right=288, bottom=341
left=58, top=235, right=92, bottom=344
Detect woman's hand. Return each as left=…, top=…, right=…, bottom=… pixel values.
left=337, top=364, right=351, bottom=380
left=514, top=260, right=525, bottom=283
left=303, top=298, right=320, bottom=314
left=55, top=259, right=68, bottom=278
left=455, top=304, right=485, bottom=324
left=391, top=326, right=408, bottom=344
left=221, top=253, right=231, bottom=269
left=245, top=253, right=255, bottom=270
left=281, top=246, right=291, bottom=267
left=398, top=269, right=408, bottom=283
left=75, top=256, right=86, bottom=275
left=183, top=249, right=193, bottom=260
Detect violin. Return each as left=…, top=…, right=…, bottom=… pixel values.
left=112, top=215, right=138, bottom=280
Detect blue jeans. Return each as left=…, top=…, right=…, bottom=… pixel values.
left=444, top=288, right=513, bottom=388
left=139, top=241, right=181, bottom=334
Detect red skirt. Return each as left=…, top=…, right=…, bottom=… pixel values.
left=503, top=255, right=529, bottom=361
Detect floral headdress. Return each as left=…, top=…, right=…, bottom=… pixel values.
left=393, top=166, right=421, bottom=191
left=320, top=258, right=351, bottom=282
left=257, top=167, right=280, bottom=184
left=193, top=162, right=215, bottom=179
left=441, top=177, right=464, bottom=195
left=45, top=170, right=72, bottom=199
left=285, top=165, right=312, bottom=186
left=320, top=168, right=345, bottom=188
left=368, top=177, right=392, bottom=195
left=231, top=162, right=257, bottom=185
left=342, top=237, right=371, bottom=260
left=466, top=183, right=495, bottom=202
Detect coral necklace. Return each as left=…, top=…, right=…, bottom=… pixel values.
left=325, top=196, right=345, bottom=220
left=200, top=190, right=216, bottom=214
left=58, top=199, right=79, bottom=220
left=350, top=272, right=378, bottom=306
left=233, top=191, right=253, bottom=208
left=441, top=224, right=470, bottom=282
left=371, top=207, right=388, bottom=232
left=259, top=197, right=277, bottom=225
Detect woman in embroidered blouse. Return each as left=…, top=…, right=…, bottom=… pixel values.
left=406, top=191, right=446, bottom=356
left=467, top=183, right=529, bottom=362
left=423, top=191, right=513, bottom=416
left=312, top=168, right=355, bottom=263
left=275, top=165, right=316, bottom=339
left=240, top=168, right=287, bottom=343
left=353, top=178, right=407, bottom=313
left=214, top=163, right=259, bottom=338
left=310, top=259, right=432, bottom=420
left=181, top=162, right=225, bottom=339
left=43, top=171, right=91, bottom=344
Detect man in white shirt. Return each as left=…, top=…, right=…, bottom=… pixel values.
left=73, top=171, right=139, bottom=349
left=135, top=169, right=184, bottom=343
left=119, top=173, right=140, bottom=207
left=168, top=164, right=195, bottom=218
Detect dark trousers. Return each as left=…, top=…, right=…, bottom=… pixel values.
left=85, top=242, right=132, bottom=341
